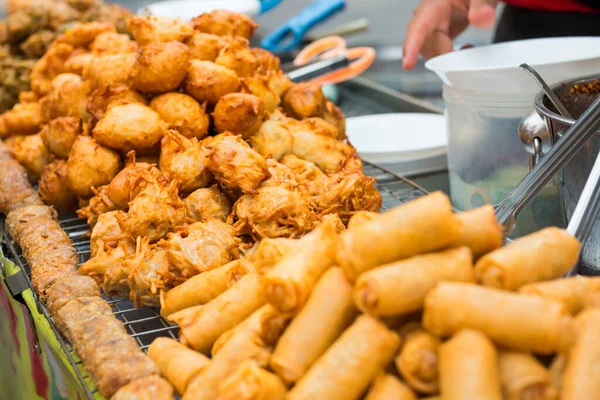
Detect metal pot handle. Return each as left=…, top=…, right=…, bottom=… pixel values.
left=518, top=110, right=553, bottom=169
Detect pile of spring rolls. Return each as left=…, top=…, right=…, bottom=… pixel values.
left=146, top=190, right=600, bottom=400
left=0, top=141, right=172, bottom=399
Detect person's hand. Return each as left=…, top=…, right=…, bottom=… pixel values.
left=403, top=0, right=499, bottom=70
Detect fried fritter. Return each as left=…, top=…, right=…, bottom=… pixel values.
left=213, top=93, right=266, bottom=139
left=40, top=116, right=82, bottom=158
left=125, top=237, right=170, bottom=307
left=127, top=15, right=193, bottom=46
left=249, top=113, right=293, bottom=161
left=323, top=100, right=347, bottom=139
left=184, top=185, right=231, bottom=223
left=130, top=41, right=190, bottom=94
left=266, top=70, right=292, bottom=99
left=191, top=10, right=258, bottom=39
left=149, top=92, right=209, bottom=139
left=185, top=31, right=228, bottom=61
left=89, top=210, right=123, bottom=257
left=252, top=48, right=280, bottom=75
left=76, top=185, right=117, bottom=227
left=7, top=133, right=53, bottom=182
left=55, top=21, right=115, bottom=48
left=280, top=154, right=326, bottom=185
left=30, top=42, right=73, bottom=96
left=215, top=36, right=257, bottom=78
left=87, top=85, right=148, bottom=121
left=205, top=133, right=269, bottom=194
left=39, top=159, right=78, bottom=212
left=43, top=73, right=92, bottom=120
left=184, top=60, right=240, bottom=106
left=20, top=29, right=56, bottom=58
left=241, top=75, right=280, bottom=113
left=85, top=52, right=136, bottom=90
left=64, top=51, right=95, bottom=76
left=2, top=100, right=44, bottom=135
left=260, top=159, right=298, bottom=189
left=105, top=153, right=157, bottom=209
left=89, top=31, right=137, bottom=55
left=282, top=82, right=326, bottom=119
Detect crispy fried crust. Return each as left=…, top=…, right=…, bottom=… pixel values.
left=0, top=140, right=43, bottom=214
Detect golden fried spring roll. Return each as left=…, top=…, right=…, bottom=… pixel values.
left=212, top=304, right=290, bottom=356
left=549, top=354, right=565, bottom=392
left=475, top=227, right=580, bottom=290
left=253, top=238, right=298, bottom=274
left=439, top=329, right=502, bottom=400
left=217, top=361, right=287, bottom=400
left=338, top=191, right=462, bottom=282
left=270, top=267, right=357, bottom=385
left=264, top=215, right=338, bottom=314
left=147, top=337, right=211, bottom=395
left=287, top=315, right=401, bottom=400
left=498, top=351, right=558, bottom=400
left=182, top=332, right=271, bottom=400
left=454, top=205, right=503, bottom=258
left=170, top=272, right=266, bottom=353
left=561, top=309, right=600, bottom=400
left=347, top=210, right=378, bottom=230
left=395, top=327, right=441, bottom=395
left=354, top=247, right=474, bottom=317
left=365, top=373, right=417, bottom=400
left=519, top=276, right=600, bottom=315
left=160, top=259, right=254, bottom=317
left=422, top=282, right=573, bottom=354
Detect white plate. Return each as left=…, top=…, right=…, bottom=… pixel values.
left=425, top=37, right=600, bottom=93
left=137, top=0, right=261, bottom=20
left=347, top=113, right=447, bottom=165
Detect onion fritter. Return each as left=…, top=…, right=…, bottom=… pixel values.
left=241, top=75, right=280, bottom=113
left=125, top=237, right=169, bottom=307
left=323, top=100, right=347, bottom=139
left=215, top=36, right=257, bottom=78
left=89, top=210, right=124, bottom=258
left=184, top=60, right=240, bottom=106
left=185, top=185, right=231, bottom=223
left=127, top=15, right=193, bottom=46
left=87, top=85, right=148, bottom=121
left=40, top=116, right=82, bottom=158
left=282, top=82, right=326, bottom=119
left=104, top=155, right=157, bottom=210
left=252, top=48, right=280, bottom=75
left=85, top=53, right=136, bottom=90
left=191, top=10, right=258, bottom=39
left=250, top=113, right=293, bottom=161
left=2, top=101, right=44, bottom=136
left=185, top=31, right=228, bottom=61
left=76, top=185, right=117, bottom=227
left=90, top=31, right=137, bottom=55
left=280, top=154, right=326, bottom=185
left=7, top=133, right=53, bottom=182
left=39, top=159, right=78, bottom=212
left=213, top=93, right=266, bottom=139
left=130, top=41, right=190, bottom=94
left=149, top=92, right=209, bottom=139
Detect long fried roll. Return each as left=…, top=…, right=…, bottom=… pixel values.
left=270, top=267, right=357, bottom=385
left=338, top=191, right=462, bottom=282
left=252, top=237, right=298, bottom=274
left=354, top=247, right=474, bottom=317
left=161, top=259, right=254, bottom=317
left=454, top=205, right=503, bottom=258
left=54, top=296, right=113, bottom=342
left=183, top=332, right=271, bottom=400
left=439, top=329, right=502, bottom=400
left=561, top=309, right=600, bottom=400
left=46, top=274, right=100, bottom=316
left=395, top=327, right=441, bottom=395
left=549, top=354, right=565, bottom=392
left=0, top=140, right=43, bottom=214
left=148, top=337, right=210, bottom=395
left=475, top=227, right=580, bottom=290
left=217, top=361, right=287, bottom=400
left=423, top=282, right=573, bottom=354
left=287, top=315, right=401, bottom=400
left=365, top=373, right=417, bottom=400
left=111, top=375, right=175, bottom=400
left=498, top=351, right=558, bottom=400
left=264, top=215, right=338, bottom=314
left=519, top=276, right=600, bottom=315
left=170, top=272, right=266, bottom=353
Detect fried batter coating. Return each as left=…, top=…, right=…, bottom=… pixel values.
left=213, top=93, right=266, bottom=139
left=7, top=133, right=53, bottom=182
left=191, top=10, right=258, bottom=39
left=266, top=70, right=292, bottom=99
left=280, top=154, right=326, bottom=184
left=85, top=53, right=136, bottom=90
left=92, top=103, right=168, bottom=154
left=30, top=42, right=74, bottom=96
left=185, top=185, right=231, bottom=223
left=184, top=60, right=241, bottom=106
left=323, top=101, right=346, bottom=139
left=282, top=82, right=326, bottom=120
left=241, top=75, right=280, bottom=113
left=127, top=15, right=193, bottom=46
left=77, top=185, right=118, bottom=227
left=130, top=41, right=190, bottom=94
left=111, top=375, right=175, bottom=400
left=43, top=73, right=92, bottom=121
left=2, top=101, right=44, bottom=135
left=252, top=48, right=281, bottom=75
left=125, top=237, right=170, bottom=307
left=40, top=116, right=82, bottom=158
left=45, top=274, right=100, bottom=316
left=205, top=133, right=269, bottom=194
left=64, top=52, right=95, bottom=76
left=18, top=91, right=38, bottom=104
left=215, top=36, right=257, bottom=78
left=260, top=159, right=298, bottom=189
left=66, top=135, right=121, bottom=198
left=89, top=210, right=123, bottom=257
left=229, top=185, right=316, bottom=240
left=185, top=31, right=228, bottom=61
left=39, top=159, right=78, bottom=212
left=159, top=218, right=240, bottom=283
left=105, top=154, right=157, bottom=209
left=0, top=141, right=43, bottom=213
left=87, top=85, right=148, bottom=121
left=90, top=31, right=137, bottom=55
left=56, top=21, right=116, bottom=48
left=250, top=113, right=293, bottom=161
left=150, top=93, right=209, bottom=139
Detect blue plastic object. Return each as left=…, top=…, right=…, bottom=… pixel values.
left=260, top=0, right=345, bottom=53
left=259, top=0, right=284, bottom=14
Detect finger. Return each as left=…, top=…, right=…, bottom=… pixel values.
left=468, top=0, right=499, bottom=28
left=421, top=30, right=454, bottom=61
left=403, top=0, right=450, bottom=70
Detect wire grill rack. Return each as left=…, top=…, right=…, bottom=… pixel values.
left=0, top=161, right=428, bottom=399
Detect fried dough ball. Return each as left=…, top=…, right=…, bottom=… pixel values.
left=64, top=52, right=95, bottom=76
left=302, top=117, right=340, bottom=138
left=40, top=117, right=82, bottom=158
left=185, top=31, right=228, bottom=61
left=125, top=237, right=169, bottom=307
left=323, top=101, right=347, bottom=139
left=252, top=48, right=281, bottom=75
left=159, top=130, right=213, bottom=194
left=205, top=133, right=269, bottom=194
left=43, top=73, right=92, bottom=121
left=282, top=82, right=326, bottom=119
left=215, top=36, right=257, bottom=78
left=105, top=153, right=157, bottom=210
left=89, top=211, right=123, bottom=258
left=130, top=41, right=190, bottom=94
left=7, top=134, right=53, bottom=182
left=86, top=53, right=137, bottom=90
left=149, top=93, right=209, bottom=139
left=2, top=101, right=44, bottom=136
left=213, top=93, right=266, bottom=139
left=229, top=185, right=316, bottom=240
left=87, top=86, right=148, bottom=121
left=185, top=185, right=232, bottom=223
left=184, top=60, right=241, bottom=106
left=92, top=103, right=168, bottom=154
left=191, top=10, right=258, bottom=39
left=18, top=91, right=38, bottom=104
left=67, top=135, right=121, bottom=198
left=127, top=15, right=193, bottom=46
left=250, top=114, right=293, bottom=161
left=76, top=185, right=118, bottom=227
left=241, top=75, right=280, bottom=113
left=56, top=21, right=116, bottom=48
left=267, top=71, right=292, bottom=99
left=30, top=42, right=74, bottom=96
left=90, top=31, right=138, bottom=55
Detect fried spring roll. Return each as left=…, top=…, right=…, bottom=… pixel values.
left=270, top=267, right=357, bottom=385
left=111, top=375, right=175, bottom=400
left=217, top=361, right=287, bottom=400
left=395, top=327, right=441, bottom=395
left=439, top=329, right=502, bottom=400
left=264, top=215, right=338, bottom=314
left=0, top=140, right=43, bottom=214
left=561, top=309, right=600, bottom=400
left=161, top=259, right=254, bottom=317
left=422, top=282, right=573, bottom=354
left=148, top=337, right=211, bottom=395
left=354, top=247, right=474, bottom=317
left=454, top=205, right=503, bottom=258
left=338, top=192, right=462, bottom=282
left=287, top=315, right=401, bottom=400
left=183, top=332, right=271, bottom=400
left=253, top=237, right=298, bottom=274
left=346, top=210, right=378, bottom=230
left=170, top=272, right=266, bottom=353
left=519, top=276, right=600, bottom=315
left=365, top=373, right=417, bottom=400
left=46, top=274, right=100, bottom=315
left=498, top=351, right=558, bottom=400
left=54, top=296, right=114, bottom=342
left=549, top=354, right=565, bottom=392
left=475, top=227, right=580, bottom=290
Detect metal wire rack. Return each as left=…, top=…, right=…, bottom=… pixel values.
left=0, top=161, right=428, bottom=399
